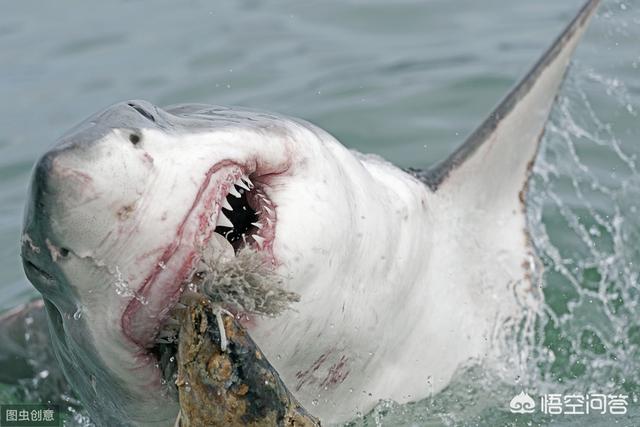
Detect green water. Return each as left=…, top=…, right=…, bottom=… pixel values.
left=1, top=0, right=639, bottom=425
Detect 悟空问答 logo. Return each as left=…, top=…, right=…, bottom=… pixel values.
left=509, top=391, right=536, bottom=414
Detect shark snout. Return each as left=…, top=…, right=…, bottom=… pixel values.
left=34, top=149, right=97, bottom=210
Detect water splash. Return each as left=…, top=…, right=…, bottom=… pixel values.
left=526, top=62, right=640, bottom=400
left=354, top=7, right=640, bottom=427
left=112, top=266, right=148, bottom=305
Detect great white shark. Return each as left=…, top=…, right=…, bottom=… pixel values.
left=10, top=1, right=599, bottom=425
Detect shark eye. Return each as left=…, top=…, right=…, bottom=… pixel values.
left=129, top=133, right=141, bottom=145
left=59, top=247, right=70, bottom=257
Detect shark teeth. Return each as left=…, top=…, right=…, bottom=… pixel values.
left=212, top=171, right=274, bottom=254
left=252, top=235, right=265, bottom=249
left=154, top=322, right=179, bottom=343
left=236, top=177, right=251, bottom=191
left=157, top=329, right=176, bottom=339
left=165, top=318, right=180, bottom=327
left=217, top=212, right=233, bottom=228
left=241, top=176, right=254, bottom=189
left=228, top=186, right=241, bottom=198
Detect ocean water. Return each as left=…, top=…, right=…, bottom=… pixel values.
left=1, top=0, right=638, bottom=426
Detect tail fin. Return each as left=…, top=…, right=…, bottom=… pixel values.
left=423, top=0, right=599, bottom=204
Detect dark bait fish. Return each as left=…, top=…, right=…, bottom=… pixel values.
left=175, top=298, right=320, bottom=427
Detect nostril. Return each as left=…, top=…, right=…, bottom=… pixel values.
left=128, top=103, right=156, bottom=122
left=129, top=133, right=141, bottom=145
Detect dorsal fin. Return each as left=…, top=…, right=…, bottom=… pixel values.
left=423, top=0, right=600, bottom=199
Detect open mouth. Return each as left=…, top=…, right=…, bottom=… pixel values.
left=213, top=174, right=276, bottom=254
left=137, top=164, right=280, bottom=390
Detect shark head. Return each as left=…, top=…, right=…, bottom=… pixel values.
left=20, top=100, right=429, bottom=425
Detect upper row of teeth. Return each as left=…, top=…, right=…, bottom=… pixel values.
left=214, top=175, right=273, bottom=248
left=228, top=175, right=253, bottom=197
